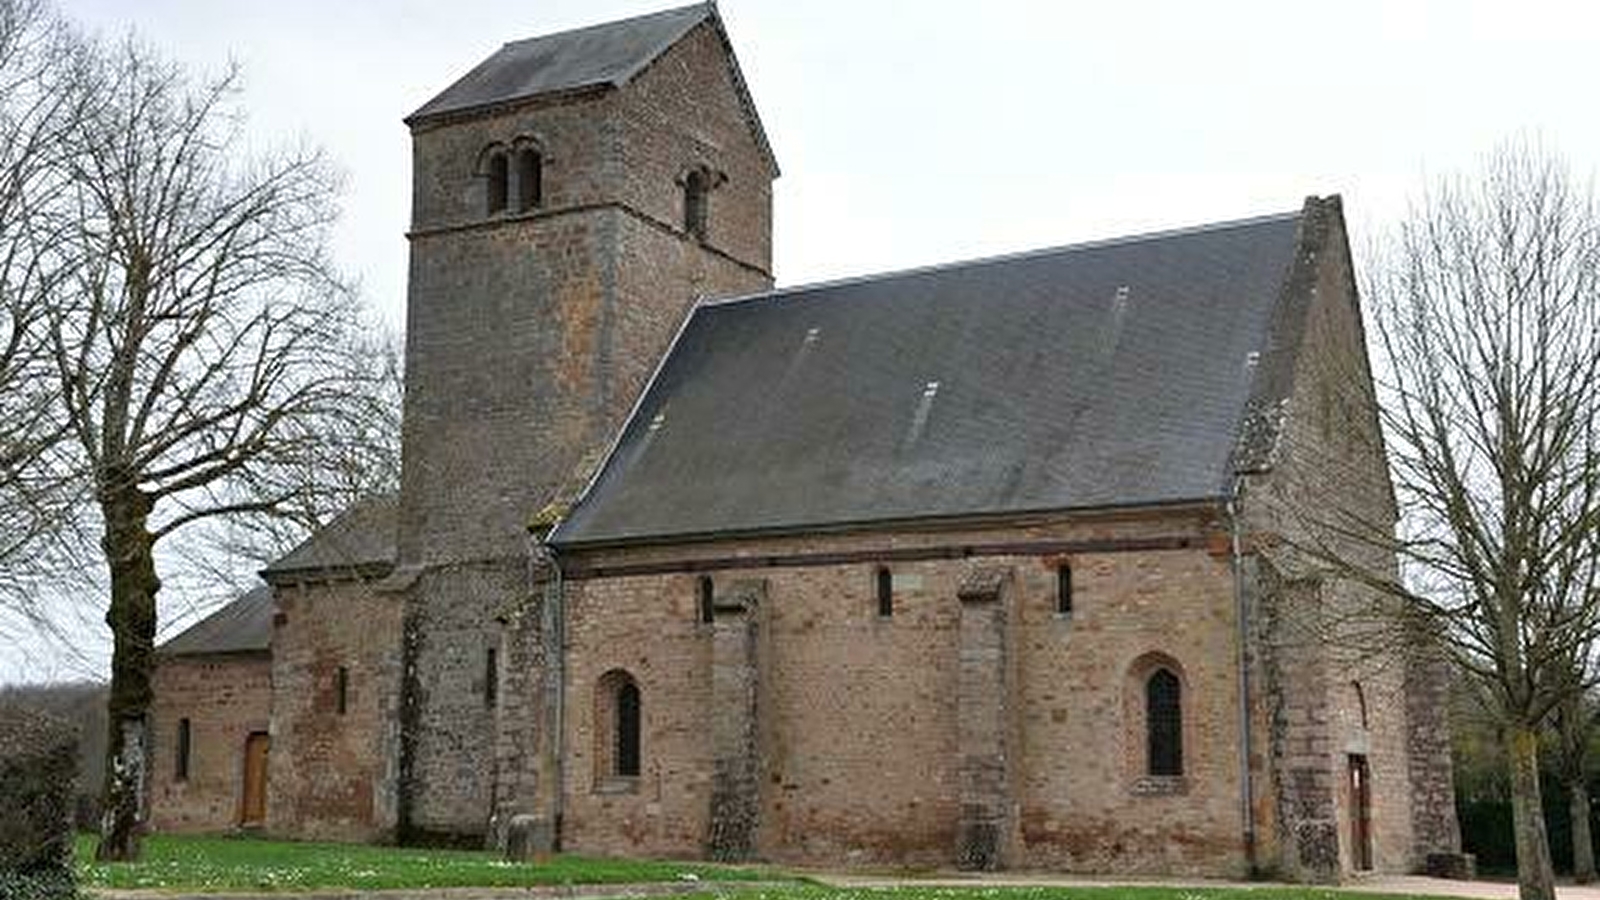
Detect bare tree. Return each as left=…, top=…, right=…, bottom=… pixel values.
left=39, top=35, right=395, bottom=860
left=0, top=0, right=90, bottom=619
left=1297, top=147, right=1600, bottom=900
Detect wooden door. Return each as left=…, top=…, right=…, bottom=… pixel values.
left=1348, top=754, right=1372, bottom=870
left=240, top=732, right=270, bottom=827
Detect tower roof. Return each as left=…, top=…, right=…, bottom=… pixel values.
left=553, top=201, right=1337, bottom=547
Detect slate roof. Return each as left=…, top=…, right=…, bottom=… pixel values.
left=552, top=206, right=1317, bottom=547
left=158, top=586, right=273, bottom=657
left=261, top=494, right=398, bottom=578
left=406, top=4, right=776, bottom=173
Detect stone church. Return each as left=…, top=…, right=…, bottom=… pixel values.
left=146, top=2, right=1463, bottom=881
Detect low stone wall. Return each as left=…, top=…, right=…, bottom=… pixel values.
left=0, top=704, right=80, bottom=899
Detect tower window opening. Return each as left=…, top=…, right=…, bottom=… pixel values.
left=683, top=168, right=709, bottom=240
left=516, top=148, right=542, bottom=211
left=486, top=152, right=509, bottom=214
left=876, top=566, right=893, bottom=617
left=1056, top=562, right=1073, bottom=615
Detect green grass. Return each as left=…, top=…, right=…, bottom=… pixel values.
left=74, top=833, right=782, bottom=892
left=679, top=890, right=1470, bottom=900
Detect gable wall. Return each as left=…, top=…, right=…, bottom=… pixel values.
left=549, top=509, right=1253, bottom=875
left=148, top=653, right=271, bottom=832
left=1246, top=202, right=1450, bottom=879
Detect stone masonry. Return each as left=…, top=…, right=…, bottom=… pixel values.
left=148, top=653, right=270, bottom=832
left=397, top=16, right=774, bottom=841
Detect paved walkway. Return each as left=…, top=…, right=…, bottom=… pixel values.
left=812, top=872, right=1600, bottom=900
left=90, top=873, right=1600, bottom=900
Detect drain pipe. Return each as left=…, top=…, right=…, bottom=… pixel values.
left=1227, top=475, right=1258, bottom=873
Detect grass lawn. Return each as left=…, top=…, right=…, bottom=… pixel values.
left=74, top=835, right=1474, bottom=900
left=74, top=833, right=781, bottom=892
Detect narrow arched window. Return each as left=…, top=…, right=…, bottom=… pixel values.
left=516, top=148, right=542, bottom=211
left=175, top=718, right=191, bottom=780
left=486, top=152, right=509, bottom=214
left=336, top=666, right=349, bottom=716
left=683, top=168, right=709, bottom=240
left=1146, top=668, right=1182, bottom=776
left=876, top=566, right=893, bottom=617
left=1056, top=563, right=1073, bottom=615
left=698, top=575, right=715, bottom=624
left=615, top=680, right=641, bottom=777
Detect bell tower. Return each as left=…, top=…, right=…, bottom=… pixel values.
left=394, top=3, right=776, bottom=841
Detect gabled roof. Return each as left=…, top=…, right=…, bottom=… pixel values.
left=409, top=4, right=708, bottom=124
left=553, top=203, right=1326, bottom=547
left=158, top=586, right=273, bottom=658
left=261, top=494, right=398, bottom=579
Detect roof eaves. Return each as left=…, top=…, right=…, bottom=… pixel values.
left=551, top=495, right=1230, bottom=552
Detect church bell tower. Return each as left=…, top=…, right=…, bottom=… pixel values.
left=394, top=3, right=777, bottom=841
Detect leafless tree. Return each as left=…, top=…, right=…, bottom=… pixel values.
left=0, top=0, right=92, bottom=621
left=1290, top=146, right=1600, bottom=900
left=38, top=34, right=397, bottom=860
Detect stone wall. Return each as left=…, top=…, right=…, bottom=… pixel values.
left=396, top=16, right=774, bottom=842
left=551, top=508, right=1256, bottom=876
left=1244, top=198, right=1451, bottom=879
left=148, top=653, right=270, bottom=832
left=268, top=576, right=403, bottom=842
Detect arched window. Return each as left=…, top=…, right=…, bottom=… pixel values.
left=485, top=151, right=509, bottom=214
left=876, top=566, right=893, bottom=617
left=683, top=167, right=709, bottom=240
left=515, top=147, right=542, bottom=211
left=1146, top=668, right=1183, bottom=776
left=1056, top=562, right=1073, bottom=615
left=595, top=669, right=642, bottom=784
left=615, top=680, right=641, bottom=777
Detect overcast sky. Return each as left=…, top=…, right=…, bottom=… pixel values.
left=11, top=0, right=1599, bottom=682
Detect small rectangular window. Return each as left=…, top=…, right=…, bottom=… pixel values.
left=336, top=666, right=349, bottom=716
left=485, top=648, right=498, bottom=709
left=876, top=567, right=893, bottom=617
left=175, top=718, right=191, bottom=781
left=1056, top=563, right=1073, bottom=615
left=698, top=576, right=715, bottom=624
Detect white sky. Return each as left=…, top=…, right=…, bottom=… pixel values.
left=12, top=0, right=1599, bottom=682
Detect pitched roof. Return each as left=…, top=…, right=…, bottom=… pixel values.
left=261, top=494, right=398, bottom=578
left=553, top=204, right=1321, bottom=547
left=158, top=586, right=273, bottom=657
left=410, top=3, right=709, bottom=120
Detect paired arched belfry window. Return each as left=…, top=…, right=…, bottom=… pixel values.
left=1146, top=668, right=1183, bottom=776
left=481, top=140, right=544, bottom=216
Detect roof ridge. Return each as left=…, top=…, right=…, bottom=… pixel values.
left=702, top=208, right=1305, bottom=312
left=497, top=3, right=709, bottom=52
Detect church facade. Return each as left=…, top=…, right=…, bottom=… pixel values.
left=149, top=2, right=1463, bottom=881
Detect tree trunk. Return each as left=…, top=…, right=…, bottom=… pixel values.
left=1573, top=776, right=1596, bottom=884
left=1509, top=723, right=1557, bottom=900
left=94, top=481, right=160, bottom=862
